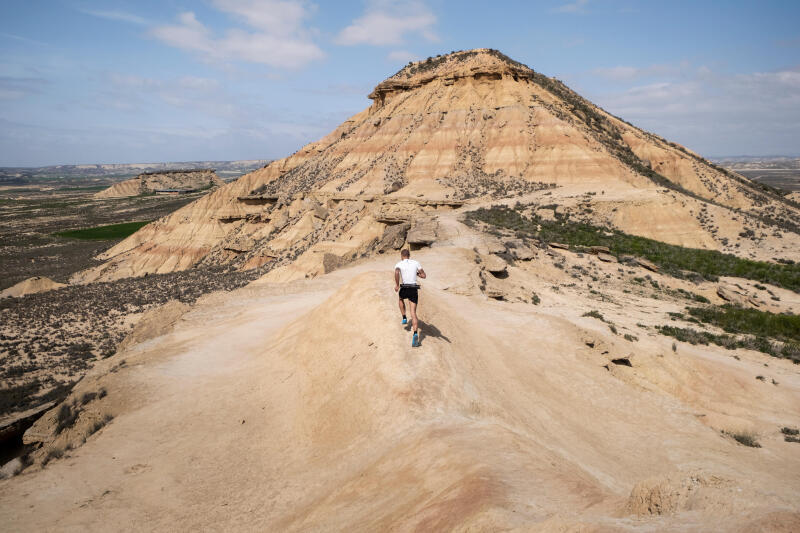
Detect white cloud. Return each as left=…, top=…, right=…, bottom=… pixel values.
left=590, top=65, right=800, bottom=154
left=80, top=9, right=150, bottom=25
left=551, top=0, right=589, bottom=15
left=335, top=1, right=437, bottom=46
left=150, top=0, right=324, bottom=69
left=592, top=62, right=688, bottom=81
left=387, top=50, right=418, bottom=64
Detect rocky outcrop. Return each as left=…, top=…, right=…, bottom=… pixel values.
left=94, top=169, right=223, bottom=199
left=1, top=276, right=66, bottom=298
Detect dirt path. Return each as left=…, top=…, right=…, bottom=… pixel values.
left=1, top=246, right=799, bottom=531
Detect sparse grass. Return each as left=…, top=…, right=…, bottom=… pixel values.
left=86, top=413, right=114, bottom=437
left=656, top=324, right=798, bottom=363
left=55, top=401, right=80, bottom=434
left=467, top=206, right=800, bottom=292
left=582, top=310, right=605, bottom=321
left=41, top=447, right=65, bottom=466
left=624, top=333, right=638, bottom=342
left=54, top=220, right=152, bottom=240
left=686, top=305, right=799, bottom=344
left=723, top=430, right=761, bottom=448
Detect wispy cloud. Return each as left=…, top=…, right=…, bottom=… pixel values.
left=0, top=76, right=47, bottom=100
left=0, top=31, right=49, bottom=47
left=592, top=61, right=690, bottom=81
left=79, top=9, right=150, bottom=25
left=551, top=0, right=589, bottom=15
left=150, top=0, right=324, bottom=69
left=335, top=1, right=437, bottom=46
left=592, top=65, right=800, bottom=154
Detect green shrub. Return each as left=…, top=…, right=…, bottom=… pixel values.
left=723, top=430, right=761, bottom=448
left=467, top=207, right=800, bottom=292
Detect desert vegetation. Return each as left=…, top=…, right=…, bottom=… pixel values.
left=54, top=221, right=152, bottom=240
left=467, top=205, right=800, bottom=291
left=0, top=265, right=267, bottom=419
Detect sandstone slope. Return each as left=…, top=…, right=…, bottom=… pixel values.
left=74, top=49, right=800, bottom=284
left=4, top=240, right=799, bottom=531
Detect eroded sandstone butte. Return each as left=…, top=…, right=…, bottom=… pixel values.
left=74, top=49, right=800, bottom=283
left=93, top=169, right=223, bottom=199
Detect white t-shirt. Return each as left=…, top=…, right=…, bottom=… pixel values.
left=395, top=259, right=422, bottom=285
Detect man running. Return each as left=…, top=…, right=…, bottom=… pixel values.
left=394, top=249, right=426, bottom=347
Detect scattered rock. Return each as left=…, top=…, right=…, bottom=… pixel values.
left=635, top=258, right=659, bottom=272
left=510, top=245, right=535, bottom=261
left=483, top=255, right=508, bottom=275
left=407, top=218, right=437, bottom=247
left=376, top=222, right=410, bottom=252
left=589, top=246, right=611, bottom=254
left=480, top=236, right=506, bottom=255
left=717, top=285, right=746, bottom=306
left=312, top=204, right=329, bottom=220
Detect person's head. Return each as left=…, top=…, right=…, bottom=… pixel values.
left=400, top=249, right=410, bottom=259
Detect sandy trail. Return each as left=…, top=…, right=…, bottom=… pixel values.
left=1, top=245, right=799, bottom=531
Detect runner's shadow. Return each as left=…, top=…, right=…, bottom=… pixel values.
left=418, top=320, right=450, bottom=344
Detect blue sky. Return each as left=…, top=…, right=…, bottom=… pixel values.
left=1, top=0, right=798, bottom=166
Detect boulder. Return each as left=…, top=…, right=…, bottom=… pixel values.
left=483, top=255, right=508, bottom=274
left=312, top=204, right=329, bottom=220
left=597, top=252, right=617, bottom=263
left=549, top=242, right=569, bottom=250
left=222, top=236, right=255, bottom=253
left=717, top=285, right=747, bottom=306
left=376, top=222, right=410, bottom=252
left=407, top=218, right=437, bottom=246
left=479, top=236, right=506, bottom=255
left=635, top=257, right=659, bottom=272
left=510, top=244, right=536, bottom=261
left=590, top=246, right=611, bottom=254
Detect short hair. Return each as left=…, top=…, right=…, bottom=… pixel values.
left=400, top=249, right=410, bottom=258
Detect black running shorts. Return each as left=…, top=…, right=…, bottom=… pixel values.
left=398, top=286, right=419, bottom=304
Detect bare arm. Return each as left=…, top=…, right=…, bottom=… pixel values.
left=417, top=268, right=426, bottom=279
left=394, top=268, right=401, bottom=291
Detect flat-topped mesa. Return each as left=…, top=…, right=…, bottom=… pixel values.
left=93, top=168, right=224, bottom=199
left=76, top=47, right=800, bottom=283
left=138, top=168, right=216, bottom=177
left=369, top=48, right=536, bottom=105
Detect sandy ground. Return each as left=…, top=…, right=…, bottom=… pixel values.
left=2, top=219, right=799, bottom=530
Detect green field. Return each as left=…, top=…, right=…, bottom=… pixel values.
left=54, top=220, right=152, bottom=240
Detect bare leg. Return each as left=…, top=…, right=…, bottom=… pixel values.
left=409, top=301, right=419, bottom=333
left=398, top=298, right=406, bottom=317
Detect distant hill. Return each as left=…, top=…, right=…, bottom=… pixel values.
left=713, top=157, right=800, bottom=192
left=0, top=160, right=270, bottom=186
left=711, top=156, right=800, bottom=170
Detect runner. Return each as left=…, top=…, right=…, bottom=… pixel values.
left=394, top=249, right=426, bottom=347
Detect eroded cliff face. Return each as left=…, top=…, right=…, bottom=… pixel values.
left=73, top=49, right=800, bottom=283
